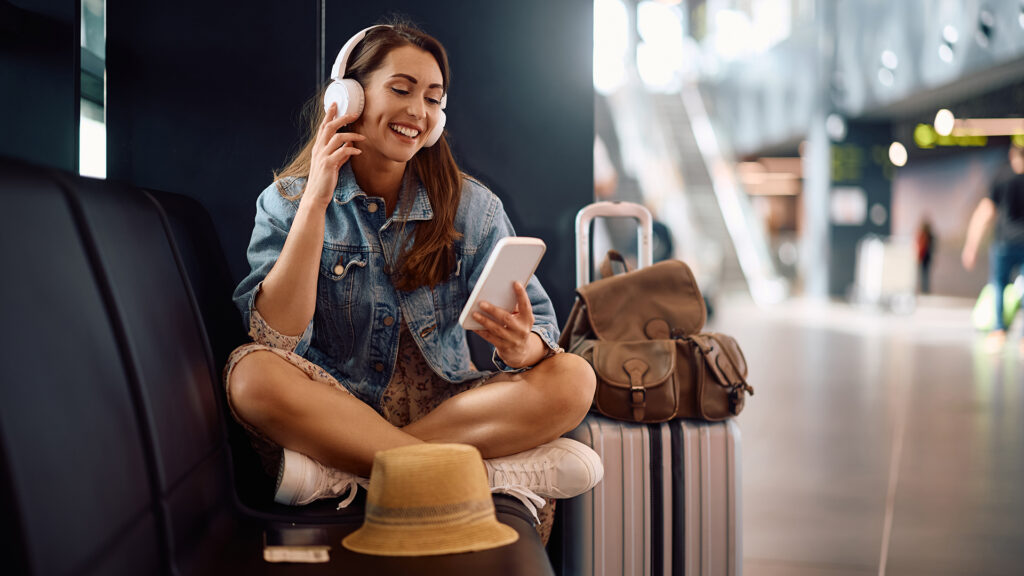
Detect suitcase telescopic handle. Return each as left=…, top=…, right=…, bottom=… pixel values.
left=575, top=201, right=653, bottom=288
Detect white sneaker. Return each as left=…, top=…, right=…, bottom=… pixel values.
left=274, top=448, right=368, bottom=509
left=485, top=438, right=604, bottom=502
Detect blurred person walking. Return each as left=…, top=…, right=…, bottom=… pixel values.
left=963, top=145, right=1024, bottom=352
left=916, top=217, right=935, bottom=294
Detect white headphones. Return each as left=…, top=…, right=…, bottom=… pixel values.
left=325, top=25, right=448, bottom=147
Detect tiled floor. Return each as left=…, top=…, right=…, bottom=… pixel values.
left=707, top=295, right=1024, bottom=576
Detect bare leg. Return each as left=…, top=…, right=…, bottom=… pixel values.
left=402, top=352, right=595, bottom=459
left=228, top=350, right=421, bottom=476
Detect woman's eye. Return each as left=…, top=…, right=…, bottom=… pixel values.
left=391, top=88, right=409, bottom=96
left=426, top=97, right=441, bottom=105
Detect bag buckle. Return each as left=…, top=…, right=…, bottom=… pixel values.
left=630, top=385, right=645, bottom=406
left=729, top=388, right=743, bottom=414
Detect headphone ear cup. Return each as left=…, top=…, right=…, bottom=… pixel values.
left=323, top=79, right=365, bottom=118
left=424, top=110, right=446, bottom=147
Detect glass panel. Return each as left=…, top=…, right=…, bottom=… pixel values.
left=80, top=98, right=106, bottom=178
left=80, top=0, right=105, bottom=178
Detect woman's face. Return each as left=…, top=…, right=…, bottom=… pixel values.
left=354, top=45, right=445, bottom=164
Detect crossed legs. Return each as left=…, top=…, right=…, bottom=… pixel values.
left=228, top=350, right=595, bottom=477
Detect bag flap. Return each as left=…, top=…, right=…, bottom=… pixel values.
left=691, top=333, right=748, bottom=386
left=592, top=340, right=676, bottom=388
left=577, top=259, right=705, bottom=341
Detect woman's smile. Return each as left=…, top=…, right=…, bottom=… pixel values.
left=388, top=122, right=421, bottom=141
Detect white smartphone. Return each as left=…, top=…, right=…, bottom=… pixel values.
left=459, top=237, right=546, bottom=331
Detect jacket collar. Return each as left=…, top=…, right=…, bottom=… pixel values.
left=333, top=163, right=434, bottom=222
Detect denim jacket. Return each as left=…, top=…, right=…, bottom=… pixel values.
left=233, top=163, right=561, bottom=410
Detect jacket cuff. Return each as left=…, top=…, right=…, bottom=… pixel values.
left=246, top=282, right=313, bottom=355
left=491, top=327, right=564, bottom=372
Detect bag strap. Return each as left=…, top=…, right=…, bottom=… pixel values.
left=598, top=250, right=629, bottom=279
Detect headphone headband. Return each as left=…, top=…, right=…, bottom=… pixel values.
left=330, top=25, right=390, bottom=81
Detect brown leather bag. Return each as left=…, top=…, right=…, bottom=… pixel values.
left=558, top=256, right=753, bottom=422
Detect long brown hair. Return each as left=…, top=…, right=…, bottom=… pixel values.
left=274, top=21, right=463, bottom=291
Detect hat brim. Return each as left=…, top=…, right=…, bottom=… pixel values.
left=342, top=516, right=519, bottom=557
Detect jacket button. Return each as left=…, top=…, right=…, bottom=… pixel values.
left=367, top=202, right=379, bottom=213
left=420, top=325, right=435, bottom=338
left=374, top=362, right=385, bottom=372
left=333, top=264, right=344, bottom=275
left=383, top=316, right=395, bottom=327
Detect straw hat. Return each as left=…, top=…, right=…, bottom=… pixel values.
left=341, top=443, right=519, bottom=556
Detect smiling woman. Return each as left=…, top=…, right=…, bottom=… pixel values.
left=221, top=19, right=601, bottom=540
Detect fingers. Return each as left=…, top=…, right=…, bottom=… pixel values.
left=325, top=131, right=365, bottom=153
left=475, top=297, right=530, bottom=343
left=327, top=143, right=362, bottom=165
left=512, top=282, right=534, bottom=322
left=314, top=104, right=365, bottom=169
left=471, top=308, right=508, bottom=342
left=318, top=103, right=361, bottom=145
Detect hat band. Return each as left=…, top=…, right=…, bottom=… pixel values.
left=365, top=499, right=494, bottom=527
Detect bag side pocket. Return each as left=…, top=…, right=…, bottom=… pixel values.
left=689, top=333, right=753, bottom=419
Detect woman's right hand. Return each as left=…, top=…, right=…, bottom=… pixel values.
left=304, top=102, right=366, bottom=209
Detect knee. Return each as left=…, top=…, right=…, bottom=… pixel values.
left=540, top=352, right=596, bottom=425
left=227, top=351, right=282, bottom=425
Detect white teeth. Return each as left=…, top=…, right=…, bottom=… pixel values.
left=389, top=124, right=420, bottom=138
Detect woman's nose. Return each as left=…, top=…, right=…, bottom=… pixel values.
left=407, top=99, right=425, bottom=119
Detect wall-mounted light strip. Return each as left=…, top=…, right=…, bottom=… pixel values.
left=951, top=118, right=1024, bottom=137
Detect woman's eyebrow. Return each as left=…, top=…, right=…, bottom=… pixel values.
left=390, top=73, right=443, bottom=90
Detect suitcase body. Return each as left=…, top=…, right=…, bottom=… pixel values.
left=561, top=202, right=743, bottom=576
left=562, top=417, right=742, bottom=576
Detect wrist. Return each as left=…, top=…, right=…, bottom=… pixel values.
left=521, top=332, right=556, bottom=367
left=298, top=190, right=332, bottom=215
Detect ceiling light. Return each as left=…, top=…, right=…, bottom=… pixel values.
left=934, top=109, right=956, bottom=136
left=942, top=25, right=959, bottom=44
left=939, top=44, right=954, bottom=63
left=889, top=142, right=907, bottom=167
left=881, top=50, right=898, bottom=70
left=826, top=113, right=847, bottom=141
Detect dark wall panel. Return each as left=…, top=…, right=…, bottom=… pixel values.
left=327, top=0, right=594, bottom=316
left=107, top=0, right=593, bottom=321
left=829, top=121, right=893, bottom=297
left=0, top=0, right=79, bottom=172
left=105, top=1, right=320, bottom=283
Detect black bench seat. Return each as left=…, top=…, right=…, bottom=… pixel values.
left=0, top=157, right=554, bottom=576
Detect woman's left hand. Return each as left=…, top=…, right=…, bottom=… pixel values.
left=472, top=282, right=541, bottom=368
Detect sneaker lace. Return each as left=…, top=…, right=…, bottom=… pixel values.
left=321, top=470, right=369, bottom=510
left=491, top=459, right=554, bottom=493
left=492, top=485, right=545, bottom=524
left=488, top=459, right=552, bottom=524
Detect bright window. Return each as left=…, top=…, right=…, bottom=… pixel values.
left=80, top=0, right=105, bottom=178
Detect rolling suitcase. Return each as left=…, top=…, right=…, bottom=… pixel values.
left=560, top=202, right=743, bottom=576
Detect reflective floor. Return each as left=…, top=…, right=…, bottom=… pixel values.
left=708, top=295, right=1024, bottom=576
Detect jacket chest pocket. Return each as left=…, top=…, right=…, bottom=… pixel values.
left=317, top=247, right=370, bottom=354
left=318, top=247, right=370, bottom=306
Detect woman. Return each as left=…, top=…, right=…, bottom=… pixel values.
left=224, top=21, right=600, bottom=518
